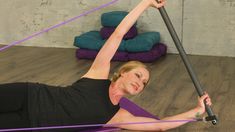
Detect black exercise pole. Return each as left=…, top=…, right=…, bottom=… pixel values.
left=155, top=0, right=218, bottom=125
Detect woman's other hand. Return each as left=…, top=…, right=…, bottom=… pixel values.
left=144, top=0, right=166, bottom=8
left=195, top=92, right=213, bottom=115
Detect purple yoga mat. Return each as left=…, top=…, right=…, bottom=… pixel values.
left=76, top=43, right=167, bottom=63
left=81, top=97, right=159, bottom=132
left=100, top=26, right=138, bottom=40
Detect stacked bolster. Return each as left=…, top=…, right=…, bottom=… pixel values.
left=74, top=11, right=167, bottom=63
left=100, top=11, right=138, bottom=40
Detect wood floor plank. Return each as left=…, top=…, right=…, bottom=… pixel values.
left=0, top=45, right=234, bottom=131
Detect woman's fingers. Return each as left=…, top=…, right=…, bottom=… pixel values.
left=149, top=0, right=166, bottom=8
left=199, top=94, right=208, bottom=102
left=199, top=92, right=212, bottom=106
left=206, top=99, right=212, bottom=106
left=155, top=0, right=166, bottom=8
left=206, top=97, right=212, bottom=106
left=156, top=0, right=165, bottom=3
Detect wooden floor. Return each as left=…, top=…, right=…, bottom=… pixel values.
left=0, top=45, right=235, bottom=131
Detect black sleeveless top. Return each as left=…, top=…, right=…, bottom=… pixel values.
left=28, top=78, right=120, bottom=131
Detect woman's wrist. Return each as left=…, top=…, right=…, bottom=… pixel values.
left=193, top=107, right=204, bottom=118
left=142, top=0, right=152, bottom=7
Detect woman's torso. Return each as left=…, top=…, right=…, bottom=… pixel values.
left=27, top=78, right=120, bottom=130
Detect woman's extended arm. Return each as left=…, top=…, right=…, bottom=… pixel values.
left=82, top=0, right=165, bottom=79
left=108, top=93, right=212, bottom=131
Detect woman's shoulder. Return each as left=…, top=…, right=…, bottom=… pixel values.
left=79, top=77, right=110, bottom=82
left=72, top=77, right=111, bottom=88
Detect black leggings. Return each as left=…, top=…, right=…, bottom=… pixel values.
left=0, top=83, right=30, bottom=129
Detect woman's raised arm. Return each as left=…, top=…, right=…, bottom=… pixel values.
left=83, top=0, right=165, bottom=79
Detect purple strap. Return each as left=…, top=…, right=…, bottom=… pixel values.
left=0, top=119, right=198, bottom=132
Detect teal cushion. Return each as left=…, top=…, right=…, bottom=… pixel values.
left=74, top=31, right=104, bottom=51
left=125, top=32, right=160, bottom=52
left=74, top=31, right=160, bottom=52
left=74, top=31, right=125, bottom=51
left=101, top=11, right=137, bottom=27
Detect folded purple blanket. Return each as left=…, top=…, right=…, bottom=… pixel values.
left=76, top=43, right=167, bottom=63
left=100, top=26, right=138, bottom=40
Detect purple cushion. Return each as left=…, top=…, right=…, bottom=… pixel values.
left=81, top=97, right=159, bottom=132
left=128, top=43, right=167, bottom=62
left=76, top=48, right=129, bottom=62
left=76, top=43, right=167, bottom=63
left=100, top=26, right=138, bottom=40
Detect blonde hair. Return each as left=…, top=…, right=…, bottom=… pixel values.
left=111, top=61, right=150, bottom=83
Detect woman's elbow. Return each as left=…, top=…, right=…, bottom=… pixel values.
left=159, top=128, right=167, bottom=131
left=158, top=126, right=171, bottom=132
left=153, top=127, right=166, bottom=132
left=154, top=125, right=168, bottom=131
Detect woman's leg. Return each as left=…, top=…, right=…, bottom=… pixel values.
left=0, top=83, right=30, bottom=128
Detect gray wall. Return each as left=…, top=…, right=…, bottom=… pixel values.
left=0, top=0, right=234, bottom=57
left=183, top=0, right=235, bottom=57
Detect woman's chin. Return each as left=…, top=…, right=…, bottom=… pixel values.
left=128, top=89, right=139, bottom=95
left=124, top=87, right=139, bottom=95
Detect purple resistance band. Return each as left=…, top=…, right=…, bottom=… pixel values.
left=0, top=119, right=199, bottom=132
left=0, top=0, right=119, bottom=52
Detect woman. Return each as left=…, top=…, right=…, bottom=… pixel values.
left=0, top=0, right=212, bottom=131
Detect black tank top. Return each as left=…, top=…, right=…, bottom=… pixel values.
left=28, top=78, right=120, bottom=131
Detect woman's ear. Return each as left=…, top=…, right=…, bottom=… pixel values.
left=120, top=71, right=127, bottom=77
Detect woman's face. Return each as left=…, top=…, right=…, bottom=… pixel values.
left=120, top=67, right=150, bottom=95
